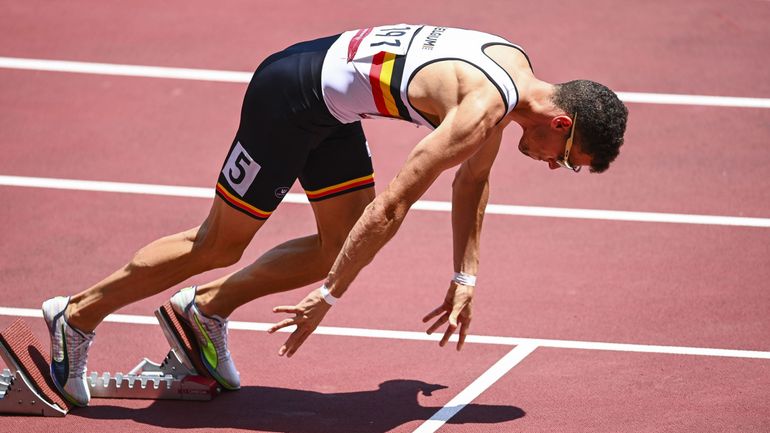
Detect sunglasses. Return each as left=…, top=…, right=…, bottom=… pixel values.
left=556, top=112, right=581, bottom=173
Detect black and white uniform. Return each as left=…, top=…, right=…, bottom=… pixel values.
left=216, top=25, right=529, bottom=220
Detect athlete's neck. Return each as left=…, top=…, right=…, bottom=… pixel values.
left=508, top=79, right=563, bottom=128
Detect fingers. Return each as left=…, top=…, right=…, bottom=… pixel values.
left=278, top=329, right=303, bottom=356
left=269, top=306, right=307, bottom=334
left=439, top=322, right=457, bottom=347
left=278, top=329, right=313, bottom=358
left=426, top=313, right=449, bottom=335
left=287, top=331, right=313, bottom=358
left=273, top=305, right=304, bottom=314
left=267, top=318, right=297, bottom=334
left=422, top=305, right=446, bottom=323
left=457, top=319, right=470, bottom=351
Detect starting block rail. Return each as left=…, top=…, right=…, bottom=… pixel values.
left=0, top=305, right=222, bottom=417
left=88, top=349, right=219, bottom=400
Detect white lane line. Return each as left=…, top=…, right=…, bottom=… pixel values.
left=1, top=56, right=769, bottom=109
left=0, top=56, right=252, bottom=83
left=616, top=91, right=770, bottom=109
left=2, top=307, right=768, bottom=359
left=0, top=175, right=215, bottom=199
left=412, top=344, right=538, bottom=433
left=1, top=175, right=769, bottom=228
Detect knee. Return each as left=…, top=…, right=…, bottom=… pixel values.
left=193, top=243, right=245, bottom=269
left=191, top=224, right=249, bottom=269
left=318, top=231, right=347, bottom=268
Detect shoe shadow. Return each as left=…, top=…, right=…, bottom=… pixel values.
left=75, top=379, right=525, bottom=433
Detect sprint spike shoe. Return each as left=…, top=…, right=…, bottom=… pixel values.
left=170, top=286, right=241, bottom=390
left=42, top=296, right=95, bottom=407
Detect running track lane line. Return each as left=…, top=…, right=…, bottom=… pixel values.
left=1, top=56, right=770, bottom=109
left=412, top=344, right=538, bottom=433
left=2, top=174, right=770, bottom=228
left=1, top=307, right=768, bottom=359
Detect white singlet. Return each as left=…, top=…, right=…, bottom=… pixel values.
left=321, top=24, right=531, bottom=129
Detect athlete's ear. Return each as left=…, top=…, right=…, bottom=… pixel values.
left=550, top=115, right=573, bottom=132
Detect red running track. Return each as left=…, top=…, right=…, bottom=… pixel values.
left=1, top=1, right=769, bottom=432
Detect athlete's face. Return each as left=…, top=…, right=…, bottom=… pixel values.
left=517, top=115, right=591, bottom=171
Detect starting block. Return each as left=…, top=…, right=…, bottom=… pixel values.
left=0, top=319, right=70, bottom=417
left=0, top=304, right=222, bottom=417
left=154, top=301, right=213, bottom=379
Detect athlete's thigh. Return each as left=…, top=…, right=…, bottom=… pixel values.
left=300, top=121, right=376, bottom=241
left=310, top=187, right=375, bottom=243
left=216, top=39, right=336, bottom=222
left=216, top=128, right=312, bottom=221
left=299, top=121, right=375, bottom=202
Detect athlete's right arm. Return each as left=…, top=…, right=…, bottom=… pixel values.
left=268, top=89, right=505, bottom=357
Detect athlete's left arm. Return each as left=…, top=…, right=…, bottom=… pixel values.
left=422, top=126, right=503, bottom=350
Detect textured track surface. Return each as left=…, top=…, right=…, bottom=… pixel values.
left=1, top=0, right=769, bottom=432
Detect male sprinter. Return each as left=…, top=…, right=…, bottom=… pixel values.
left=42, top=24, right=627, bottom=406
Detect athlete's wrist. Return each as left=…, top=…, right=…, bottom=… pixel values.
left=319, top=284, right=339, bottom=306
left=452, top=272, right=477, bottom=287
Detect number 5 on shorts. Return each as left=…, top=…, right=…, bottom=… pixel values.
left=222, top=141, right=261, bottom=197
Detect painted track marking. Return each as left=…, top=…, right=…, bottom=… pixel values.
left=1, top=307, right=768, bottom=359
left=412, top=344, right=538, bottom=433
left=2, top=56, right=770, bottom=108
left=1, top=175, right=769, bottom=228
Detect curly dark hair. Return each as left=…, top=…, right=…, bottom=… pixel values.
left=552, top=80, right=628, bottom=173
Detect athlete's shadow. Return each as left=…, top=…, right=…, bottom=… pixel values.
left=76, top=379, right=525, bottom=432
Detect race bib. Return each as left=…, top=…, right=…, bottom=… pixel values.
left=222, top=141, right=261, bottom=197
left=348, top=24, right=421, bottom=61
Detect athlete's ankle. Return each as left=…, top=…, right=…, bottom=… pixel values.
left=193, top=288, right=232, bottom=319
left=64, top=300, right=98, bottom=334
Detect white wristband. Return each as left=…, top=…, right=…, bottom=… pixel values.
left=453, top=272, right=477, bottom=287
left=319, top=284, right=339, bottom=306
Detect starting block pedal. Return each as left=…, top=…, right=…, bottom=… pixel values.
left=154, top=301, right=216, bottom=383
left=0, top=319, right=71, bottom=417
left=0, top=309, right=222, bottom=417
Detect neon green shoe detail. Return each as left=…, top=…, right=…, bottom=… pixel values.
left=193, top=312, right=218, bottom=369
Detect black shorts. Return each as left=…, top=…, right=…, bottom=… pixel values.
left=215, top=34, right=374, bottom=220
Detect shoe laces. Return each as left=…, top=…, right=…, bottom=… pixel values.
left=66, top=329, right=95, bottom=379
left=202, top=314, right=231, bottom=359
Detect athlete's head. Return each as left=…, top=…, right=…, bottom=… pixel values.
left=517, top=80, right=628, bottom=173
left=552, top=80, right=628, bottom=172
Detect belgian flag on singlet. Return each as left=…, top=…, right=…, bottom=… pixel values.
left=368, top=52, right=411, bottom=121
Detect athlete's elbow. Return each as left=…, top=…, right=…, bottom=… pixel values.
left=453, top=163, right=490, bottom=187
left=366, top=191, right=409, bottom=231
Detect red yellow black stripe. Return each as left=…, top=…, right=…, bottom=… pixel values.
left=215, top=183, right=272, bottom=219
left=305, top=174, right=375, bottom=201
left=369, top=52, right=410, bottom=121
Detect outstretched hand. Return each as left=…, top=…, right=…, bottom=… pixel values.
left=268, top=288, right=332, bottom=358
left=422, top=281, right=474, bottom=350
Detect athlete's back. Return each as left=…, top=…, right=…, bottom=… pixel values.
left=321, top=24, right=531, bottom=129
